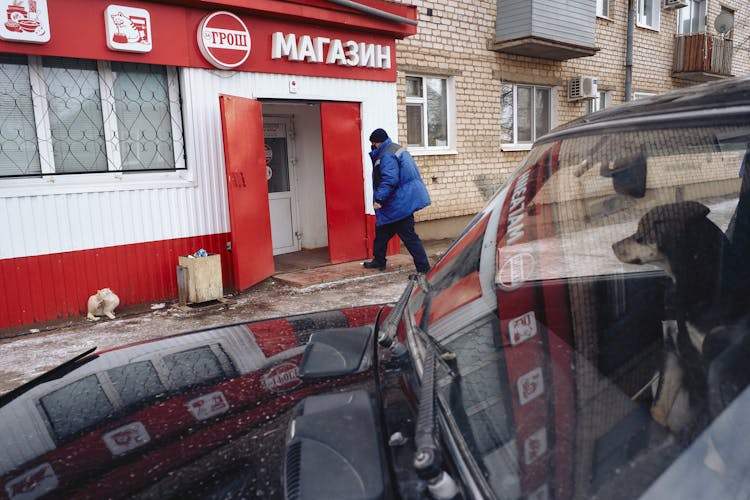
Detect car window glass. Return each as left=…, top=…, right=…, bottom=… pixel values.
left=108, top=361, right=166, bottom=407
left=162, top=345, right=235, bottom=390
left=436, top=313, right=520, bottom=497
left=39, top=375, right=115, bottom=442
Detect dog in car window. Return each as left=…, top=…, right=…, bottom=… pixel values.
left=612, top=201, right=742, bottom=433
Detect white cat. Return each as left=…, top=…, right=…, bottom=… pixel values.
left=87, top=288, right=121, bottom=321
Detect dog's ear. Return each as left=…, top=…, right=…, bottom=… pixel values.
left=679, top=201, right=710, bottom=221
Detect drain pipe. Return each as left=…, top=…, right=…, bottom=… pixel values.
left=625, top=0, right=635, bottom=102
left=326, top=0, right=418, bottom=26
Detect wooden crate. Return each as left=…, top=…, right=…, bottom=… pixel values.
left=177, top=254, right=223, bottom=304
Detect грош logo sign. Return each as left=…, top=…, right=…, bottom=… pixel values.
left=197, top=11, right=251, bottom=70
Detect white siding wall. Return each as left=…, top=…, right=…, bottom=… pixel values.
left=496, top=0, right=596, bottom=47
left=0, top=69, right=397, bottom=260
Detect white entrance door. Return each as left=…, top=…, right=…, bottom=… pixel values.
left=264, top=117, right=300, bottom=255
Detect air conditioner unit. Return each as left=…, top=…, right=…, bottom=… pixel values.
left=568, top=76, right=598, bottom=101
left=662, top=0, right=688, bottom=10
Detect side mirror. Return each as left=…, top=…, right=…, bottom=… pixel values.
left=298, top=326, right=373, bottom=380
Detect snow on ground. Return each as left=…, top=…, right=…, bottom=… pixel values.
left=0, top=272, right=411, bottom=396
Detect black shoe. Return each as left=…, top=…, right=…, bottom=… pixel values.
left=363, top=260, right=386, bottom=271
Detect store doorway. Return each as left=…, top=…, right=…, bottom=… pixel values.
left=263, top=116, right=300, bottom=255
left=220, top=96, right=374, bottom=291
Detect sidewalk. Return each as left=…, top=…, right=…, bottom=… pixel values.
left=273, top=239, right=450, bottom=287
left=0, top=239, right=453, bottom=394
left=1, top=239, right=453, bottom=340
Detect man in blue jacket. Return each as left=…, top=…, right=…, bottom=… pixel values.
left=363, top=128, right=432, bottom=273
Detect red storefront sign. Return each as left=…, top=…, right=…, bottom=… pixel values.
left=197, top=11, right=251, bottom=70
left=0, top=0, right=411, bottom=82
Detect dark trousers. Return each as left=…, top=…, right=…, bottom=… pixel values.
left=373, top=214, right=430, bottom=273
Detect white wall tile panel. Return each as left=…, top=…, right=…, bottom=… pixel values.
left=1, top=69, right=397, bottom=260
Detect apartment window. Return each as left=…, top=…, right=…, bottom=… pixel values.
left=637, top=0, right=660, bottom=30
left=677, top=0, right=706, bottom=34
left=588, top=91, right=610, bottom=113
left=406, top=75, right=452, bottom=150
left=501, top=83, right=552, bottom=146
left=0, top=54, right=184, bottom=178
left=597, top=0, right=610, bottom=18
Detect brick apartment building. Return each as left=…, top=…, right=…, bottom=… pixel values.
left=390, top=0, right=750, bottom=239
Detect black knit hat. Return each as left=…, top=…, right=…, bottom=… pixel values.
left=369, top=128, right=389, bottom=143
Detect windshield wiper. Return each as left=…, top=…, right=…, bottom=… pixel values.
left=377, top=275, right=416, bottom=362
left=400, top=274, right=460, bottom=498
left=413, top=343, right=461, bottom=499
left=379, top=274, right=461, bottom=497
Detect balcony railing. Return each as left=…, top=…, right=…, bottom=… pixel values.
left=673, top=33, right=733, bottom=81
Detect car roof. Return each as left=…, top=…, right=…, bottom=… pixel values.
left=540, top=76, right=750, bottom=142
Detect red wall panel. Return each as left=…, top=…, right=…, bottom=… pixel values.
left=0, top=234, right=233, bottom=332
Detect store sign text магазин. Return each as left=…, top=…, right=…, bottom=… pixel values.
left=271, top=32, right=390, bottom=69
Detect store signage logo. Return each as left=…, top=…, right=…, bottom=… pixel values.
left=197, top=11, right=251, bottom=70
left=262, top=362, right=301, bottom=393
left=103, top=421, right=151, bottom=456
left=272, top=32, right=391, bottom=69
left=5, top=462, right=58, bottom=500
left=0, top=0, right=50, bottom=44
left=105, top=5, right=152, bottom=53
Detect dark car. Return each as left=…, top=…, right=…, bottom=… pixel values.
left=3, top=76, right=750, bottom=500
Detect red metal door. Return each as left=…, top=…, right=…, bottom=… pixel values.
left=219, top=94, right=274, bottom=291
left=320, top=102, right=368, bottom=264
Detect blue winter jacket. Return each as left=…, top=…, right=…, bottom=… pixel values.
left=370, top=138, right=431, bottom=226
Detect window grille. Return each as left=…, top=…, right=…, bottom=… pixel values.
left=0, top=55, right=184, bottom=178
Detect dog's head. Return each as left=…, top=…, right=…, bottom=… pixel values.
left=612, top=201, right=710, bottom=270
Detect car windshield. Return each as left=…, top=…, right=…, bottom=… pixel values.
left=407, top=107, right=750, bottom=499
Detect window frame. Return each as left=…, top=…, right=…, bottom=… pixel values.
left=404, top=73, right=456, bottom=156
left=596, top=0, right=610, bottom=18
left=677, top=0, right=707, bottom=34
left=501, top=83, right=555, bottom=151
left=637, top=0, right=661, bottom=30
left=0, top=56, right=190, bottom=197
left=588, top=90, right=611, bottom=114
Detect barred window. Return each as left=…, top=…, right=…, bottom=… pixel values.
left=0, top=55, right=184, bottom=178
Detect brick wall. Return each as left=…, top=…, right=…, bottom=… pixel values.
left=391, top=0, right=750, bottom=225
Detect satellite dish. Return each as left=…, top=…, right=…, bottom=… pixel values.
left=714, top=11, right=734, bottom=34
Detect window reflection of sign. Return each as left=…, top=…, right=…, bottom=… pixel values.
left=517, top=366, right=544, bottom=405
left=523, top=427, right=547, bottom=465
left=186, top=391, right=230, bottom=421
left=103, top=421, right=151, bottom=456
left=509, top=311, right=537, bottom=346
left=261, top=362, right=301, bottom=393
left=5, top=462, right=58, bottom=500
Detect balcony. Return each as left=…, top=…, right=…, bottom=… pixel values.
left=673, top=33, right=733, bottom=82
left=493, top=0, right=598, bottom=61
